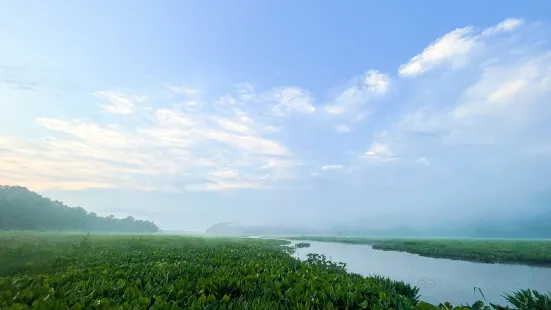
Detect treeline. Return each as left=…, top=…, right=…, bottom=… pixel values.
left=0, top=186, right=159, bottom=233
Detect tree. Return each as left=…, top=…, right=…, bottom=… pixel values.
left=0, top=186, right=159, bottom=233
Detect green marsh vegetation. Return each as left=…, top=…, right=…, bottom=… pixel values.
left=1, top=233, right=420, bottom=309
left=1, top=233, right=550, bottom=309
left=286, top=236, right=551, bottom=267
left=1, top=188, right=549, bottom=309
left=294, top=242, right=311, bottom=249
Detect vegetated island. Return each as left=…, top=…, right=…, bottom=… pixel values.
left=286, top=236, right=551, bottom=267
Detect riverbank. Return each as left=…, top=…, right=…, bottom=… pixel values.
left=285, top=236, right=551, bottom=267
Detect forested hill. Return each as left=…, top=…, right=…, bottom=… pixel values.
left=0, top=186, right=159, bottom=232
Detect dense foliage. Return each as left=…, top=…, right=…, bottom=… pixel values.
left=287, top=236, right=551, bottom=266
left=1, top=233, right=549, bottom=309
left=0, top=186, right=159, bottom=232
left=294, top=242, right=311, bottom=249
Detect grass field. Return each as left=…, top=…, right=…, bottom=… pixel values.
left=1, top=232, right=550, bottom=309
left=285, top=236, right=551, bottom=267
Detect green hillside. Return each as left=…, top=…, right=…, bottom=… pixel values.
left=0, top=185, right=159, bottom=233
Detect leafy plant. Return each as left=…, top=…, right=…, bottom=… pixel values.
left=0, top=233, right=548, bottom=309
left=503, top=289, right=551, bottom=310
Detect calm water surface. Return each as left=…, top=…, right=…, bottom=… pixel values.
left=290, top=241, right=551, bottom=306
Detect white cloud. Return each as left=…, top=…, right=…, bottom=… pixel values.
left=3, top=18, right=549, bottom=195
left=235, top=83, right=255, bottom=102
left=335, top=124, right=351, bottom=133
left=260, top=158, right=299, bottom=181
left=1, top=113, right=293, bottom=191
left=416, top=157, right=430, bottom=166
left=262, top=125, right=281, bottom=133
left=398, top=27, right=477, bottom=77
left=486, top=79, right=526, bottom=102
left=364, top=70, right=390, bottom=94
left=0, top=83, right=301, bottom=191
left=182, top=100, right=201, bottom=112
left=167, top=85, right=198, bottom=96
left=0, top=120, right=164, bottom=191
left=361, top=133, right=400, bottom=163
left=369, top=19, right=551, bottom=166
left=452, top=53, right=551, bottom=123
left=208, top=167, right=243, bottom=180
left=325, top=105, right=346, bottom=115
left=325, top=70, right=390, bottom=116
left=321, top=164, right=344, bottom=171
left=187, top=181, right=259, bottom=191
left=217, top=95, right=240, bottom=107
left=35, top=118, right=140, bottom=150
left=211, top=116, right=250, bottom=134
left=395, top=107, right=447, bottom=134
left=202, top=129, right=289, bottom=157
left=399, top=18, right=526, bottom=78
left=364, top=142, right=392, bottom=157
left=154, top=108, right=195, bottom=128
left=269, top=86, right=316, bottom=116
left=482, top=18, right=524, bottom=37
left=94, top=91, right=144, bottom=115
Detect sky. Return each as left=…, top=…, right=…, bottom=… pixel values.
left=2, top=1, right=551, bottom=231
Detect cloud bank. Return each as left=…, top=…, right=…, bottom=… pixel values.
left=2, top=18, right=551, bottom=201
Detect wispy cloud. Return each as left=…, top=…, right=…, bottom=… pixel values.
left=398, top=18, right=525, bottom=78
left=398, top=27, right=477, bottom=77
left=167, top=85, right=198, bottom=96
left=325, top=70, right=390, bottom=115
left=362, top=17, right=550, bottom=170
left=0, top=84, right=300, bottom=191
left=415, top=157, right=430, bottom=166
left=452, top=53, right=551, bottom=123
left=210, top=116, right=251, bottom=134
left=481, top=18, right=524, bottom=36
left=362, top=139, right=399, bottom=164
left=269, top=86, right=316, bottom=116
left=1, top=17, right=549, bottom=196
left=321, top=164, right=344, bottom=171
left=94, top=91, right=146, bottom=115
left=335, top=124, right=351, bottom=133
left=1, top=65, right=41, bottom=91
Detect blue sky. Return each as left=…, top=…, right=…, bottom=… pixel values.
left=2, top=1, right=551, bottom=230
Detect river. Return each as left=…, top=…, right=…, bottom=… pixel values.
left=290, top=240, right=551, bottom=306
